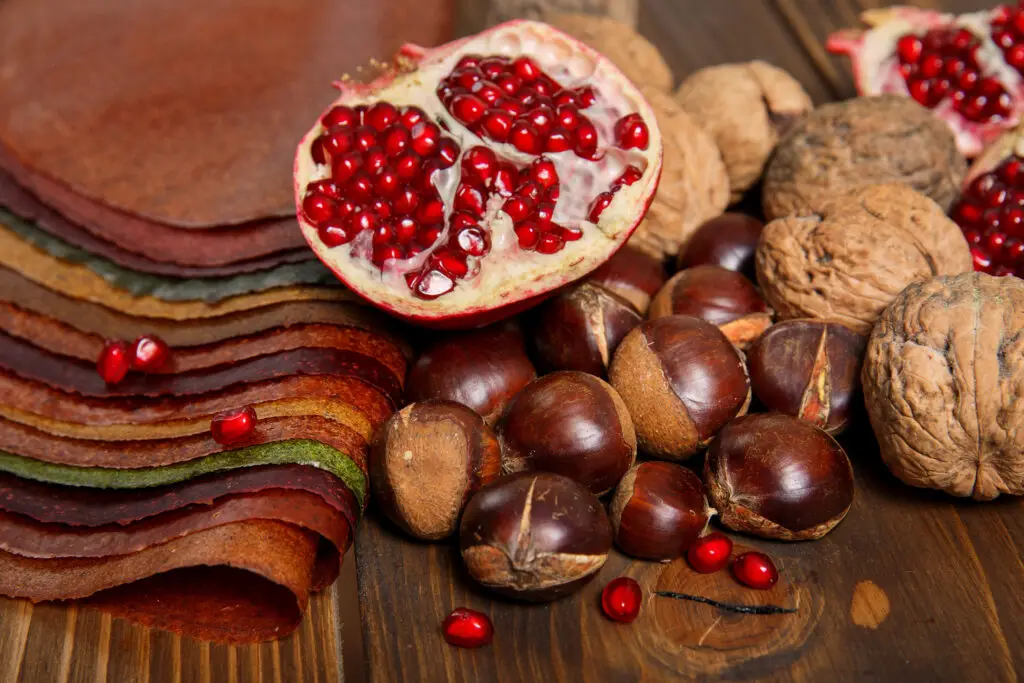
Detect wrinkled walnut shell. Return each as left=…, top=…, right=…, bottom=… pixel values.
left=863, top=272, right=1024, bottom=501
left=627, top=87, right=729, bottom=261
left=545, top=13, right=673, bottom=90
left=756, top=184, right=973, bottom=335
left=675, top=61, right=812, bottom=201
left=762, top=95, right=966, bottom=220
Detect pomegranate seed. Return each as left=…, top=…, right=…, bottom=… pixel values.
left=372, top=222, right=394, bottom=245
left=393, top=187, right=419, bottom=215
left=600, top=577, right=642, bottom=624
left=395, top=154, right=421, bottom=181
left=375, top=170, right=401, bottom=197
left=456, top=226, right=490, bottom=256
left=332, top=152, right=362, bottom=184
left=399, top=106, right=426, bottom=129
left=536, top=231, right=565, bottom=254
left=986, top=185, right=1009, bottom=208
left=320, top=130, right=355, bottom=160
left=556, top=105, right=580, bottom=131
left=497, top=97, right=526, bottom=116
left=516, top=180, right=542, bottom=201
left=515, top=221, right=540, bottom=249
left=473, top=81, right=503, bottom=104
left=512, top=56, right=540, bottom=82
left=553, top=90, right=577, bottom=107
left=453, top=67, right=483, bottom=89
left=371, top=198, right=392, bottom=218
left=97, top=340, right=131, bottom=384
left=616, top=165, right=644, bottom=186
left=302, top=193, right=336, bottom=225
left=420, top=160, right=442, bottom=191
left=535, top=202, right=554, bottom=223
left=545, top=128, right=572, bottom=152
left=1002, top=159, right=1023, bottom=185
left=984, top=209, right=1002, bottom=232
left=382, top=126, right=411, bottom=158
left=952, top=27, right=974, bottom=51
left=437, top=84, right=461, bottom=106
left=322, top=105, right=358, bottom=130
left=310, top=137, right=328, bottom=164
left=347, top=173, right=374, bottom=203
left=417, top=197, right=445, bottom=225
left=963, top=229, right=983, bottom=245
left=452, top=93, right=487, bottom=124
left=574, top=120, right=598, bottom=155
left=919, top=54, right=943, bottom=79
left=993, top=92, right=1013, bottom=118
left=456, top=54, right=482, bottom=69
left=336, top=199, right=357, bottom=219
left=131, top=335, right=170, bottom=372
left=896, top=34, right=923, bottom=64
left=527, top=106, right=555, bottom=135
left=687, top=532, right=733, bottom=573
left=411, top=122, right=441, bottom=156
left=1004, top=207, right=1024, bottom=236
left=436, top=139, right=460, bottom=169
left=456, top=184, right=486, bottom=217
left=211, top=405, right=258, bottom=446
left=354, top=125, right=377, bottom=152
left=958, top=69, right=979, bottom=90
left=615, top=114, right=649, bottom=150
left=308, top=179, right=342, bottom=199
left=503, top=196, right=534, bottom=222
left=972, top=246, right=993, bottom=271
left=560, top=225, right=583, bottom=241
left=364, top=147, right=387, bottom=175
left=995, top=29, right=1016, bottom=50
left=588, top=192, right=615, bottom=222
left=451, top=211, right=477, bottom=229
left=732, top=551, right=779, bottom=590
left=413, top=268, right=455, bottom=299
left=350, top=209, right=378, bottom=234
left=420, top=225, right=443, bottom=247
left=987, top=231, right=1008, bottom=255
left=364, top=102, right=398, bottom=132
left=496, top=73, right=522, bottom=95
left=479, top=57, right=507, bottom=80
left=510, top=121, right=542, bottom=154
left=319, top=219, right=356, bottom=247
left=462, top=146, right=498, bottom=183
left=493, top=164, right=518, bottom=195
left=907, top=78, right=931, bottom=106
left=372, top=244, right=404, bottom=266
left=395, top=217, right=418, bottom=245
left=1006, top=239, right=1024, bottom=262
left=482, top=109, right=514, bottom=141
left=576, top=87, right=596, bottom=107
left=435, top=250, right=469, bottom=278
left=932, top=78, right=952, bottom=101
left=529, top=159, right=558, bottom=190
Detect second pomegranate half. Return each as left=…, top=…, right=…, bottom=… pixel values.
left=294, top=20, right=663, bottom=328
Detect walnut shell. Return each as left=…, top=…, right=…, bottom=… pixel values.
left=862, top=272, right=1024, bottom=500
left=756, top=184, right=973, bottom=335
left=627, top=87, right=729, bottom=261
left=545, top=13, right=673, bottom=90
left=762, top=95, right=966, bottom=220
left=675, top=61, right=812, bottom=201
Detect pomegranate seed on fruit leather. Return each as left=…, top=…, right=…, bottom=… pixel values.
left=210, top=405, right=258, bottom=445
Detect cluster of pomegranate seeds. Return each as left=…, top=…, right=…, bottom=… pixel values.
left=441, top=608, right=493, bottom=648
left=992, top=4, right=1024, bottom=75
left=96, top=335, right=171, bottom=384
left=600, top=577, right=643, bottom=623
left=895, top=27, right=1011, bottom=121
left=950, top=155, right=1024, bottom=277
left=210, top=405, right=258, bottom=446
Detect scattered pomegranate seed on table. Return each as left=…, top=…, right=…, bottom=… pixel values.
left=732, top=551, right=779, bottom=590
left=442, top=608, right=494, bottom=648
left=96, top=339, right=131, bottom=384
left=687, top=532, right=734, bottom=574
left=130, top=334, right=171, bottom=372
left=600, top=577, right=643, bottom=623
left=210, top=405, right=258, bottom=446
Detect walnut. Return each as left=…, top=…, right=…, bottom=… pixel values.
left=627, top=87, right=730, bottom=261
left=545, top=13, right=673, bottom=90
left=675, top=61, right=812, bottom=201
left=763, top=95, right=966, bottom=220
left=862, top=272, right=1024, bottom=500
left=756, top=184, right=973, bottom=335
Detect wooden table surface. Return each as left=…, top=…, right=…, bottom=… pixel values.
left=2, top=1, right=1020, bottom=682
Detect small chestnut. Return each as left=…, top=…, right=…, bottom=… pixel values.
left=530, top=282, right=642, bottom=377
left=405, top=323, right=536, bottom=425
left=677, top=213, right=764, bottom=280
left=649, top=265, right=772, bottom=349
left=609, top=315, right=751, bottom=460
left=498, top=371, right=636, bottom=495
left=370, top=400, right=501, bottom=540
left=704, top=413, right=855, bottom=541
left=609, top=462, right=710, bottom=561
left=587, top=245, right=668, bottom=314
left=747, top=319, right=867, bottom=434
left=459, top=472, right=612, bottom=601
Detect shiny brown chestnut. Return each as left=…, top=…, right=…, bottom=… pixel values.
left=747, top=319, right=867, bottom=434
left=530, top=283, right=642, bottom=377
left=370, top=400, right=502, bottom=540
left=587, top=245, right=668, bottom=314
left=609, top=315, right=751, bottom=461
left=405, top=323, right=536, bottom=425
left=498, top=371, right=637, bottom=495
left=459, top=472, right=612, bottom=601
left=609, top=462, right=711, bottom=561
left=704, top=413, right=855, bottom=541
left=649, top=265, right=773, bottom=349
left=677, top=213, right=764, bottom=280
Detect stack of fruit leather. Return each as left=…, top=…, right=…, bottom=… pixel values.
left=0, top=0, right=449, bottom=643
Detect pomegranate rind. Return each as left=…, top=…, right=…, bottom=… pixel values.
left=827, top=5, right=1024, bottom=157
left=294, top=20, right=662, bottom=328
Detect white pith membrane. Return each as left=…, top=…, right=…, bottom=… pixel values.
left=294, top=20, right=662, bottom=324
left=827, top=6, right=1024, bottom=155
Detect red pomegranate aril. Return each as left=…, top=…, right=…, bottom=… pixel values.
left=1008, top=44, right=1024, bottom=70
left=615, top=114, right=650, bottom=150
left=336, top=199, right=357, bottom=219
left=308, top=179, right=342, bottom=199
left=987, top=186, right=1009, bottom=208
left=516, top=180, right=542, bottom=202
left=417, top=197, right=445, bottom=225
left=480, top=57, right=507, bottom=80
left=451, top=211, right=478, bottom=230
left=365, top=102, right=398, bottom=132
left=452, top=93, right=487, bottom=124
left=419, top=160, right=442, bottom=191
left=510, top=121, right=541, bottom=154
left=395, top=217, right=419, bottom=245
left=553, top=91, right=577, bottom=107
left=527, top=105, right=555, bottom=135
left=496, top=73, right=522, bottom=95
left=376, top=170, right=401, bottom=197
left=493, top=164, right=518, bottom=195
left=601, top=577, right=642, bottom=624
left=457, top=54, right=481, bottom=69
left=320, top=130, right=355, bottom=160
left=420, top=225, right=443, bottom=247
left=529, top=159, right=558, bottom=189
left=372, top=222, right=394, bottom=245
left=373, top=244, right=405, bottom=266
left=535, top=202, right=554, bottom=223
left=395, top=154, right=421, bottom=181
left=574, top=121, right=598, bottom=155
left=131, top=335, right=170, bottom=372
left=462, top=146, right=497, bottom=183
left=536, top=231, right=565, bottom=254
left=354, top=125, right=378, bottom=152
left=732, top=552, right=779, bottom=590
left=413, top=268, right=456, bottom=299
left=442, top=608, right=493, bottom=649
left=211, top=405, right=258, bottom=446
left=908, top=78, right=931, bottom=106
left=932, top=78, right=952, bottom=101
left=437, top=139, right=460, bottom=169
left=576, top=87, right=596, bottom=107
left=473, top=81, right=503, bottom=104
left=588, top=192, right=614, bottom=223
left=456, top=184, right=487, bottom=217
left=560, top=225, right=583, bottom=241
left=503, top=196, right=534, bottom=222
left=556, top=105, right=580, bottom=131
left=382, top=126, right=411, bottom=157
left=411, top=122, right=441, bottom=156
left=399, top=106, right=426, bottom=129
left=515, top=221, right=540, bottom=249
left=350, top=208, right=378, bottom=234
left=1006, top=239, right=1024, bottom=262
left=348, top=173, right=374, bottom=203
left=97, top=339, right=131, bottom=384
left=686, top=532, right=733, bottom=574
left=322, top=105, right=359, bottom=130
left=319, top=219, right=356, bottom=247
left=513, top=56, right=540, bottom=82
left=616, top=165, right=644, bottom=187
left=435, top=250, right=469, bottom=278
left=456, top=226, right=490, bottom=256
left=393, top=188, right=419, bottom=215
left=364, top=147, right=387, bottom=175
left=896, top=34, right=923, bottom=64
left=453, top=68, right=483, bottom=89
left=973, top=246, right=994, bottom=271
left=987, top=231, right=1008, bottom=254
left=302, top=193, right=336, bottom=225
left=482, top=109, right=514, bottom=141
left=545, top=128, right=572, bottom=152
left=958, top=69, right=979, bottom=90
left=497, top=97, right=526, bottom=116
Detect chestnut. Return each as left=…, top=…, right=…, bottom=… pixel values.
left=586, top=245, right=668, bottom=314
left=704, top=413, right=854, bottom=541
left=609, top=462, right=710, bottom=561
left=405, top=323, right=536, bottom=425
left=498, top=371, right=636, bottom=495
left=370, top=400, right=501, bottom=540
left=530, top=282, right=642, bottom=377
left=676, top=212, right=764, bottom=280
left=459, top=472, right=612, bottom=601
left=609, top=315, right=751, bottom=460
left=747, top=319, right=867, bottom=434
left=648, top=265, right=772, bottom=349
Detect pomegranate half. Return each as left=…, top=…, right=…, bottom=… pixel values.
left=294, top=20, right=662, bottom=328
left=827, top=4, right=1024, bottom=156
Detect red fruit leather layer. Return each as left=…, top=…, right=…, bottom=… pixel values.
left=0, top=304, right=407, bottom=384
left=0, top=489, right=352, bottom=559
left=0, top=265, right=412, bottom=352
left=0, top=415, right=367, bottom=471
left=0, top=173, right=314, bottom=276
left=0, top=330, right=403, bottom=406
left=0, top=520, right=321, bottom=643
left=0, top=464, right=357, bottom=529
